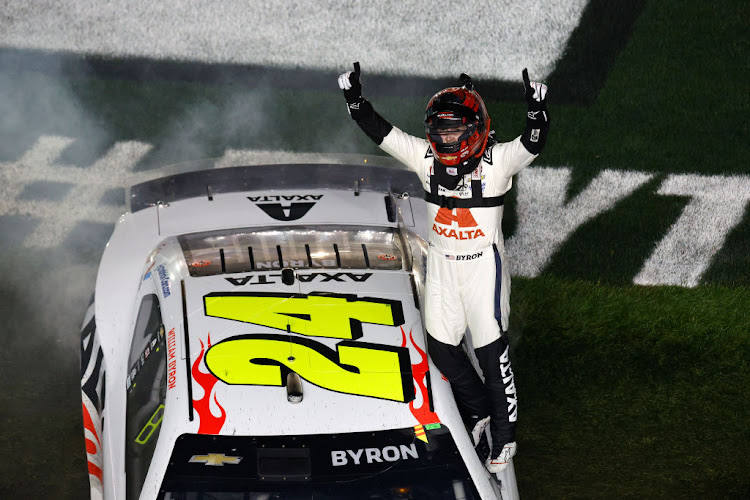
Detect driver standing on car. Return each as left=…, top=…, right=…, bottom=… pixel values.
left=337, top=63, right=549, bottom=473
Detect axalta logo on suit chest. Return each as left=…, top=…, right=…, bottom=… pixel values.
left=433, top=225, right=486, bottom=239
left=433, top=207, right=485, bottom=240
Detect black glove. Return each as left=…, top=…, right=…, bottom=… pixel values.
left=522, top=68, right=549, bottom=123
left=337, top=62, right=394, bottom=144
left=521, top=68, right=550, bottom=154
left=337, top=62, right=364, bottom=111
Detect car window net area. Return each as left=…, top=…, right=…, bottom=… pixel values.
left=178, top=226, right=404, bottom=277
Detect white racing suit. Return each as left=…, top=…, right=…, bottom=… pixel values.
left=346, top=97, right=543, bottom=456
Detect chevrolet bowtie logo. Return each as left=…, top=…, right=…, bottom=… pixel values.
left=189, top=453, right=243, bottom=466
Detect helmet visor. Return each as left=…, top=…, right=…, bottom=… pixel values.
left=425, top=115, right=476, bottom=153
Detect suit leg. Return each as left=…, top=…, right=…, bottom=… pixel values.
left=427, top=333, right=489, bottom=427
left=475, top=334, right=517, bottom=452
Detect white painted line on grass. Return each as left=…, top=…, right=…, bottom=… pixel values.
left=634, top=174, right=750, bottom=287
left=0, top=0, right=588, bottom=80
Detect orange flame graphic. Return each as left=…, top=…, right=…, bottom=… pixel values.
left=401, top=327, right=440, bottom=426
left=192, top=334, right=226, bottom=434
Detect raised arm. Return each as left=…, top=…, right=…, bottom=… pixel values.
left=338, top=62, right=394, bottom=145
left=520, top=68, right=550, bottom=155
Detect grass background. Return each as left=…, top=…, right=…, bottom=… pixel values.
left=0, top=0, right=748, bottom=498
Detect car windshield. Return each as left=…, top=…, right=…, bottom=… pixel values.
left=159, top=427, right=479, bottom=499
left=178, top=225, right=404, bottom=277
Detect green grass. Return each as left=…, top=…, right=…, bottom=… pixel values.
left=511, top=276, right=750, bottom=499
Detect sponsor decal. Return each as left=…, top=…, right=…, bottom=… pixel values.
left=247, top=195, right=324, bottom=202
left=126, top=325, right=166, bottom=390
left=225, top=272, right=372, bottom=286
left=433, top=206, right=485, bottom=240
left=202, top=292, right=414, bottom=402
left=255, top=202, right=316, bottom=221
left=432, top=224, right=486, bottom=240
left=192, top=335, right=227, bottom=434
left=446, top=251, right=484, bottom=261
left=157, top=264, right=171, bottom=297
left=500, top=345, right=517, bottom=422
left=143, top=260, right=156, bottom=281
left=250, top=195, right=322, bottom=221
left=192, top=260, right=212, bottom=268
left=189, top=453, right=242, bottom=466
left=413, top=424, right=426, bottom=442
left=331, top=444, right=419, bottom=466
left=482, top=146, right=493, bottom=164
left=167, top=327, right=177, bottom=390
left=377, top=254, right=397, bottom=261
left=447, top=167, right=458, bottom=176
left=435, top=207, right=477, bottom=227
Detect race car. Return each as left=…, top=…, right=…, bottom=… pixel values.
left=80, top=158, right=519, bottom=500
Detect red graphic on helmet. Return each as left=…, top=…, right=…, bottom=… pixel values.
left=424, top=86, right=490, bottom=166
left=434, top=207, right=478, bottom=227
left=401, top=327, right=440, bottom=426
left=192, top=334, right=226, bottom=434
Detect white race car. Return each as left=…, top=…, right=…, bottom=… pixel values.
left=80, top=159, right=519, bottom=500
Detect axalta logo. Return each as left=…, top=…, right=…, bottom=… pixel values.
left=501, top=345, right=518, bottom=422
left=331, top=444, right=418, bottom=466
left=250, top=195, right=323, bottom=221
left=435, top=207, right=477, bottom=227
left=433, top=207, right=485, bottom=240
left=225, top=272, right=372, bottom=286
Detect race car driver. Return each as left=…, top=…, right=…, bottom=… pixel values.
left=338, top=63, right=549, bottom=473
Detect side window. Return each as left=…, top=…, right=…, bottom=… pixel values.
left=125, top=294, right=167, bottom=500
